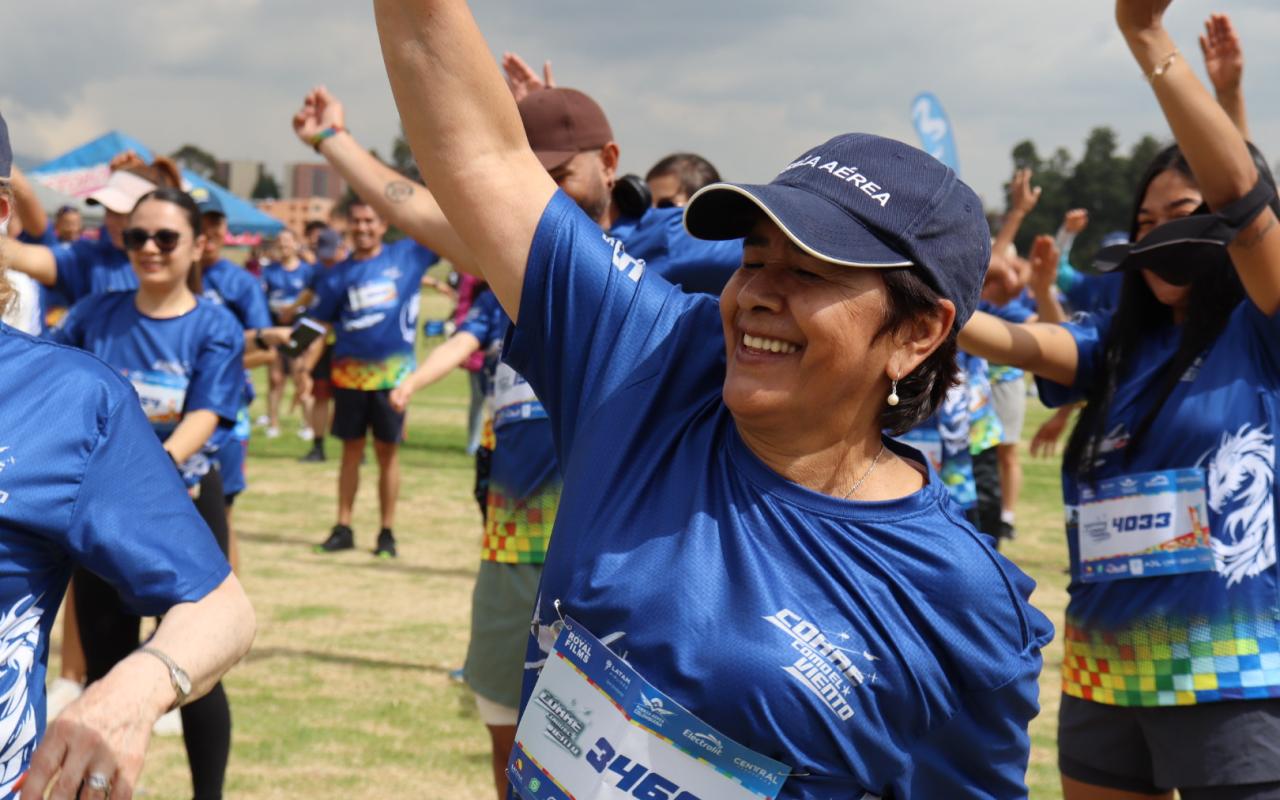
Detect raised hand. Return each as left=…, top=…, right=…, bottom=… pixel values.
left=292, top=86, right=346, bottom=146
left=1028, top=234, right=1060, bottom=293
left=1008, top=168, right=1042, bottom=216
left=1030, top=406, right=1076, bottom=459
left=1199, top=13, right=1244, bottom=95
left=502, top=52, right=555, bottom=103
left=1115, top=0, right=1174, bottom=36
left=1062, top=209, right=1089, bottom=235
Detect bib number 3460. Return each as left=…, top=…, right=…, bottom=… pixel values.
left=585, top=737, right=702, bottom=800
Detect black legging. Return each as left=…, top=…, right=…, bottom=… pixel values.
left=74, top=467, right=232, bottom=800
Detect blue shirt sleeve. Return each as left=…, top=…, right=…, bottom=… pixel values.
left=457, top=290, right=502, bottom=346
left=53, top=241, right=93, bottom=303
left=185, top=309, right=245, bottom=424
left=43, top=293, right=98, bottom=347
left=1034, top=311, right=1110, bottom=409
left=395, top=237, right=440, bottom=275
left=308, top=268, right=342, bottom=322
left=504, top=191, right=708, bottom=459
left=224, top=269, right=273, bottom=330
left=64, top=384, right=230, bottom=615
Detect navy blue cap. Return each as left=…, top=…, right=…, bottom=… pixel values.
left=0, top=111, right=10, bottom=180
left=190, top=185, right=224, bottom=217
left=684, top=133, right=991, bottom=326
left=314, top=228, right=342, bottom=260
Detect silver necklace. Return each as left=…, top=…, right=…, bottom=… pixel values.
left=842, top=444, right=887, bottom=499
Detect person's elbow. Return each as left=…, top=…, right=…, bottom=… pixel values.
left=211, top=572, right=257, bottom=663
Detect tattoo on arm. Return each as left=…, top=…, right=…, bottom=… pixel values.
left=384, top=180, right=415, bottom=204
left=1238, top=214, right=1278, bottom=250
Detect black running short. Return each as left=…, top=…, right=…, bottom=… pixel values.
left=331, top=388, right=405, bottom=443
left=1059, top=694, right=1280, bottom=796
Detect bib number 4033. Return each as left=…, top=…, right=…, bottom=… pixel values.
left=1112, top=512, right=1172, bottom=533
left=585, top=737, right=702, bottom=800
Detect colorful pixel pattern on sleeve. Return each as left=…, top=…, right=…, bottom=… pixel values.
left=481, top=479, right=561, bottom=565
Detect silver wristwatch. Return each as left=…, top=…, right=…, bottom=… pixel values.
left=139, top=646, right=192, bottom=710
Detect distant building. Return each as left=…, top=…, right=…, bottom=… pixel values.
left=256, top=197, right=336, bottom=238
left=215, top=160, right=264, bottom=198
left=287, top=163, right=347, bottom=201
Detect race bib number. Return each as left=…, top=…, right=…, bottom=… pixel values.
left=508, top=618, right=790, bottom=800
left=346, top=280, right=398, bottom=312
left=493, top=362, right=547, bottom=430
left=123, top=369, right=188, bottom=433
left=897, top=428, right=942, bottom=473
left=1075, top=467, right=1214, bottom=583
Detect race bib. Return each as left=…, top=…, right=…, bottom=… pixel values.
left=1074, top=467, right=1214, bottom=583
left=493, top=362, right=547, bottom=430
left=346, top=280, right=398, bottom=312
left=897, top=428, right=942, bottom=473
left=509, top=618, right=790, bottom=800
left=123, top=369, right=188, bottom=433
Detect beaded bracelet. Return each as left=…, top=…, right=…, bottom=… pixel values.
left=310, top=125, right=345, bottom=152
left=1146, top=51, right=1179, bottom=84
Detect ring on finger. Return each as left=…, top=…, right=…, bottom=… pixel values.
left=86, top=772, right=111, bottom=792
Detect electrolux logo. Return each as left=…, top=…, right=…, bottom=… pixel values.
left=681, top=729, right=724, bottom=756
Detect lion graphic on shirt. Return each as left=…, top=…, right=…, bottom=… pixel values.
left=0, top=595, right=42, bottom=795
left=1202, top=424, right=1275, bottom=587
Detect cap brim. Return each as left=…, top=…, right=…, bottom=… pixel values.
left=683, top=182, right=913, bottom=269
left=533, top=149, right=579, bottom=171
left=85, top=187, right=144, bottom=215
left=1093, top=214, right=1228, bottom=273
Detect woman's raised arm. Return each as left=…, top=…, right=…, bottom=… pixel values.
left=373, top=0, right=556, bottom=323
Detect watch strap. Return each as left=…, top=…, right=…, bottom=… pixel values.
left=139, top=646, right=190, bottom=710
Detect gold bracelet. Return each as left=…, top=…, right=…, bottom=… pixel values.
left=1146, top=50, right=1179, bottom=84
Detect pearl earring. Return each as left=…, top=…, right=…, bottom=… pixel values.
left=887, top=378, right=900, bottom=407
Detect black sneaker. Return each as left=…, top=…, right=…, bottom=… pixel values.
left=998, top=521, right=1017, bottom=541
left=374, top=528, right=397, bottom=559
left=315, top=524, right=354, bottom=553
left=298, top=447, right=326, bottom=463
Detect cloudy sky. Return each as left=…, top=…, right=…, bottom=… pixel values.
left=6, top=1, right=1279, bottom=208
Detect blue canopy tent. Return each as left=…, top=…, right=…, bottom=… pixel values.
left=28, top=131, right=284, bottom=237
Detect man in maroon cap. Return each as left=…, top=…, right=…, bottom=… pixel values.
left=291, top=76, right=740, bottom=293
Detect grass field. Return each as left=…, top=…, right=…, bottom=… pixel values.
left=52, top=288, right=1076, bottom=798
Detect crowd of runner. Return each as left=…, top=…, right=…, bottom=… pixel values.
left=1, top=0, right=1278, bottom=797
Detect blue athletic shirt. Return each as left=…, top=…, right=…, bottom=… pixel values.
left=200, top=259, right=271, bottom=495
left=52, top=227, right=136, bottom=304
left=0, top=322, right=231, bottom=795
left=49, top=292, right=245, bottom=488
left=260, top=260, right=317, bottom=323
left=896, top=374, right=976, bottom=511
left=1038, top=301, right=1280, bottom=707
left=506, top=191, right=1053, bottom=798
left=458, top=290, right=558, bottom=502
left=609, top=205, right=742, bottom=294
left=310, top=238, right=440, bottom=390
left=1056, top=259, right=1124, bottom=316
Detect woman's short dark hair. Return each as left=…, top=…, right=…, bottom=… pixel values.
left=131, top=187, right=206, bottom=294
left=875, top=268, right=959, bottom=436
left=645, top=153, right=721, bottom=199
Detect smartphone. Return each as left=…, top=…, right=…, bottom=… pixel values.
left=282, top=318, right=326, bottom=357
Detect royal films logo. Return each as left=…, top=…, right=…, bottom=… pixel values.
left=536, top=689, right=587, bottom=757
left=632, top=691, right=676, bottom=729
left=763, top=609, right=881, bottom=722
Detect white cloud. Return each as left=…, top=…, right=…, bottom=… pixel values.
left=7, top=1, right=1280, bottom=212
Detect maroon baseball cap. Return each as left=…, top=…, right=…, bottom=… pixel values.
left=517, top=88, right=614, bottom=170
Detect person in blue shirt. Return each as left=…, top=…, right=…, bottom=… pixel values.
left=644, top=152, right=721, bottom=210
left=390, top=288, right=562, bottom=798
left=308, top=200, right=440, bottom=558
left=377, top=7, right=1053, bottom=798
left=961, top=1, right=1280, bottom=793
left=259, top=228, right=317, bottom=438
left=48, top=186, right=247, bottom=800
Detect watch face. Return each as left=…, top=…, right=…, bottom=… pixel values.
left=175, top=668, right=192, bottom=696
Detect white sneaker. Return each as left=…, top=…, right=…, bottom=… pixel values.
left=46, top=677, right=83, bottom=723
left=255, top=415, right=270, bottom=428
left=298, top=426, right=315, bottom=442
left=265, top=426, right=281, bottom=439
left=153, top=707, right=184, bottom=737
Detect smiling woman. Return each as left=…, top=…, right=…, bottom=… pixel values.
left=374, top=2, right=1054, bottom=797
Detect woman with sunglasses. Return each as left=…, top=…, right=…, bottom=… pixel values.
left=49, top=187, right=245, bottom=800
left=960, top=1, right=1280, bottom=795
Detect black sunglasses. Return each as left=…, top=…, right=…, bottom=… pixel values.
left=122, top=227, right=183, bottom=253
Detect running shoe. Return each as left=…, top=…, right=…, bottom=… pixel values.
left=315, top=524, right=354, bottom=553
left=265, top=426, right=281, bottom=439
left=298, top=426, right=315, bottom=442
left=298, top=447, right=326, bottom=463
left=374, top=528, right=397, bottom=559
left=255, top=414, right=270, bottom=428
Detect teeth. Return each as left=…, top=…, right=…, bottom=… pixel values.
left=742, top=334, right=798, bottom=354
